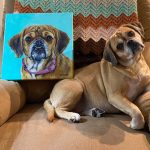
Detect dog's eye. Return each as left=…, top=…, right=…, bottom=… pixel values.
left=46, top=35, right=53, bottom=41
left=117, top=43, right=124, bottom=50
left=25, top=36, right=32, bottom=43
left=127, top=31, right=135, bottom=37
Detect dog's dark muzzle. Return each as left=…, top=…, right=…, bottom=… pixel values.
left=31, top=38, right=47, bottom=61
left=127, top=40, right=144, bottom=54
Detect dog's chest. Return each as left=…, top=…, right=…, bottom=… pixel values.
left=125, top=68, right=150, bottom=100
left=125, top=73, right=150, bottom=100
left=125, top=79, right=141, bottom=100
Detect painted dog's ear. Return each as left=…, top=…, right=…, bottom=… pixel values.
left=123, top=22, right=145, bottom=40
left=9, top=34, right=23, bottom=58
left=57, top=30, right=70, bottom=54
left=103, top=41, right=118, bottom=66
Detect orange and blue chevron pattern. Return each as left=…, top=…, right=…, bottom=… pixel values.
left=14, top=0, right=138, bottom=68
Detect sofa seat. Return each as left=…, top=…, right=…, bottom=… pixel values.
left=0, top=104, right=149, bottom=150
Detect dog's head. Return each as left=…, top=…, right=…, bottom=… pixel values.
left=103, top=22, right=145, bottom=67
left=9, top=25, right=70, bottom=62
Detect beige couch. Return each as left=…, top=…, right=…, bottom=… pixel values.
left=0, top=0, right=150, bottom=150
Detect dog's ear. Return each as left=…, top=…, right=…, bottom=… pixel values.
left=103, top=41, right=118, bottom=66
left=9, top=34, right=23, bottom=58
left=124, top=22, right=144, bottom=39
left=57, top=30, right=70, bottom=54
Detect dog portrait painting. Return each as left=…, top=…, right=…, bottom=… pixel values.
left=2, top=13, right=73, bottom=80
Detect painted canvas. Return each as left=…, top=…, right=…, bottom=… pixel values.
left=2, top=13, right=73, bottom=80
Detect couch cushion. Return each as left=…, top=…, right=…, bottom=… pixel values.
left=143, top=42, right=150, bottom=68
left=0, top=80, right=25, bottom=126
left=14, top=0, right=138, bottom=68
left=138, top=0, right=150, bottom=42
left=0, top=104, right=149, bottom=150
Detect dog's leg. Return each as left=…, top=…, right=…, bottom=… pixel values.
left=44, top=79, right=83, bottom=122
left=135, top=91, right=150, bottom=132
left=108, top=93, right=145, bottom=130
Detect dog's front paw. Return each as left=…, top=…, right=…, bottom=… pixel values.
left=68, top=113, right=80, bottom=123
left=130, top=114, right=145, bottom=130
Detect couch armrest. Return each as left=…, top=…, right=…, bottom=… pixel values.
left=138, top=0, right=150, bottom=42
left=143, top=42, right=150, bottom=68
left=0, top=80, right=25, bottom=126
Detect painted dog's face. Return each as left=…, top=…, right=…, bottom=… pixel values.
left=9, top=25, right=70, bottom=62
left=103, top=23, right=145, bottom=67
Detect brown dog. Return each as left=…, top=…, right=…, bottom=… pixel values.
left=9, top=25, right=73, bottom=79
left=44, top=23, right=150, bottom=131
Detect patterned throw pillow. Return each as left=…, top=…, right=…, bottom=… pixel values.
left=14, top=0, right=138, bottom=68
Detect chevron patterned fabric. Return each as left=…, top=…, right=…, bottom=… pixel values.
left=14, top=0, right=138, bottom=68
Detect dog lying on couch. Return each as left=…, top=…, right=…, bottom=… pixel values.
left=44, top=23, right=150, bottom=131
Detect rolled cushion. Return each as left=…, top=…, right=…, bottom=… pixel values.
left=0, top=80, right=25, bottom=126
left=138, top=0, right=150, bottom=42
left=14, top=0, right=138, bottom=68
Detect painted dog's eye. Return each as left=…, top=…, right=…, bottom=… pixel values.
left=127, top=31, right=135, bottom=37
left=117, top=43, right=124, bottom=50
left=46, top=35, right=53, bottom=41
left=25, top=36, right=32, bottom=43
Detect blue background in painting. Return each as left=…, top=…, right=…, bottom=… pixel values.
left=2, top=13, right=73, bottom=80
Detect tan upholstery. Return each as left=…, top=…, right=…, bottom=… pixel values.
left=0, top=104, right=149, bottom=150
left=19, top=80, right=57, bottom=103
left=0, top=80, right=25, bottom=126
left=138, top=0, right=150, bottom=42
left=138, top=0, right=150, bottom=68
left=143, top=42, right=150, bottom=67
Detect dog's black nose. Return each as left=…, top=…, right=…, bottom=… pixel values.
left=35, top=39, right=44, bottom=46
left=127, top=40, right=140, bottom=53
